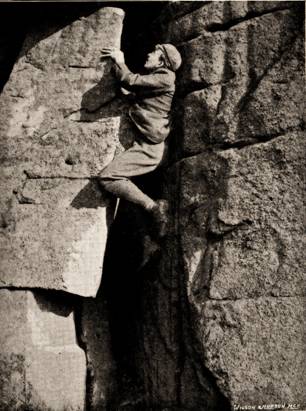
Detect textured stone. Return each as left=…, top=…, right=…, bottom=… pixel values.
left=248, top=1, right=294, bottom=14
left=0, top=7, right=125, bottom=178
left=160, top=2, right=224, bottom=44
left=178, top=8, right=304, bottom=151
left=154, top=1, right=210, bottom=26
left=209, top=132, right=305, bottom=299
left=221, top=1, right=295, bottom=26
left=182, top=85, right=222, bottom=155
left=178, top=31, right=226, bottom=92
left=0, top=178, right=112, bottom=297
left=167, top=4, right=306, bottom=409
left=174, top=130, right=305, bottom=407
left=179, top=132, right=304, bottom=301
left=157, top=1, right=296, bottom=44
left=0, top=8, right=127, bottom=297
left=0, top=2, right=304, bottom=409
left=200, top=297, right=306, bottom=407
left=0, top=289, right=86, bottom=411
left=1, top=115, right=124, bottom=178
left=211, top=7, right=303, bottom=145
left=173, top=151, right=228, bottom=300
left=230, top=8, right=300, bottom=81
left=237, top=34, right=304, bottom=140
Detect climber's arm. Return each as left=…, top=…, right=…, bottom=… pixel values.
left=114, top=62, right=171, bottom=91
left=101, top=47, right=171, bottom=91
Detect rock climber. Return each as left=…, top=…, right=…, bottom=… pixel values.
left=98, top=44, right=182, bottom=237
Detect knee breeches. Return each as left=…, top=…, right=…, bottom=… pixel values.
left=98, top=137, right=167, bottom=184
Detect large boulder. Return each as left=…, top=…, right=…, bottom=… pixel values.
left=0, top=7, right=125, bottom=297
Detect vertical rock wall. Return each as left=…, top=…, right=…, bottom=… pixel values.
left=152, top=1, right=305, bottom=409
left=0, top=6, right=125, bottom=410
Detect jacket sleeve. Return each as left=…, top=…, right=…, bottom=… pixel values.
left=114, top=62, right=173, bottom=91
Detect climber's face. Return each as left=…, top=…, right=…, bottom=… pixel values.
left=144, top=48, right=164, bottom=70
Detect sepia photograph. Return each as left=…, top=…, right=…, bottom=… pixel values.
left=0, top=0, right=304, bottom=410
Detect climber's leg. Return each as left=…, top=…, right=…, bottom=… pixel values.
left=98, top=136, right=169, bottom=236
left=98, top=137, right=166, bottom=209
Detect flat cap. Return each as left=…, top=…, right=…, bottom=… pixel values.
left=156, top=43, right=182, bottom=72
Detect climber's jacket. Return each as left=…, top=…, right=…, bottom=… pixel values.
left=114, top=62, right=176, bottom=144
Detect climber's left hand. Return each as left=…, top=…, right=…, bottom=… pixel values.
left=101, top=48, right=125, bottom=64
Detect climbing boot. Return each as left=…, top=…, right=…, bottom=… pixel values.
left=138, top=234, right=160, bottom=271
left=150, top=199, right=170, bottom=238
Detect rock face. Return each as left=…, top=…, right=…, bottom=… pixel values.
left=0, top=6, right=125, bottom=410
left=175, top=132, right=305, bottom=406
left=0, top=289, right=86, bottom=411
left=152, top=1, right=305, bottom=409
left=0, top=178, right=110, bottom=297
left=0, top=2, right=304, bottom=410
left=0, top=7, right=125, bottom=297
left=179, top=132, right=304, bottom=301
left=201, top=297, right=305, bottom=405
left=175, top=6, right=303, bottom=152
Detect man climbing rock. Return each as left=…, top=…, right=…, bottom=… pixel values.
left=98, top=44, right=182, bottom=237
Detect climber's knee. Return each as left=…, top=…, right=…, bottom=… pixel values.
left=97, top=176, right=126, bottom=193
left=97, top=175, right=111, bottom=190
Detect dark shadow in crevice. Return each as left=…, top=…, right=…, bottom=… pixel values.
left=101, top=170, right=165, bottom=408
left=119, top=2, right=165, bottom=72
